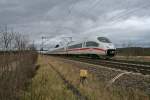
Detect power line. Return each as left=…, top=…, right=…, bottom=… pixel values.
left=107, top=4, right=150, bottom=24
left=82, top=3, right=150, bottom=34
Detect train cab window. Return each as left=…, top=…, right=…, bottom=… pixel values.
left=68, top=43, right=82, bottom=49
left=97, top=37, right=111, bottom=43
left=86, top=41, right=99, bottom=47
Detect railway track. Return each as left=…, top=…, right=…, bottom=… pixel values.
left=62, top=56, right=150, bottom=75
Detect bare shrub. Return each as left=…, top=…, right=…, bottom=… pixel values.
left=0, top=31, right=14, bottom=50
left=14, top=33, right=29, bottom=51
left=0, top=30, right=38, bottom=100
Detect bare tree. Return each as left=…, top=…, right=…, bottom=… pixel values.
left=14, top=33, right=29, bottom=50
left=0, top=30, right=14, bottom=50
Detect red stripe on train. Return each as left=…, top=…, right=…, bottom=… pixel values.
left=93, top=48, right=106, bottom=51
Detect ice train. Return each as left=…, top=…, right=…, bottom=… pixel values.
left=47, top=36, right=116, bottom=58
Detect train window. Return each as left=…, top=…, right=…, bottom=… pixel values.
left=55, top=44, right=59, bottom=48
left=86, top=41, right=99, bottom=47
left=97, top=37, right=111, bottom=43
left=68, top=43, right=82, bottom=49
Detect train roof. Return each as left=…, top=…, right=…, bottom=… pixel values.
left=67, top=36, right=110, bottom=45
left=50, top=36, right=111, bottom=50
left=67, top=35, right=101, bottom=46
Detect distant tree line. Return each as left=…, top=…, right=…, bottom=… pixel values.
left=117, top=47, right=150, bottom=56
left=0, top=26, right=36, bottom=51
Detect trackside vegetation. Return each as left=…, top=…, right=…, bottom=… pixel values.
left=22, top=55, right=150, bottom=100
left=23, top=56, right=76, bottom=100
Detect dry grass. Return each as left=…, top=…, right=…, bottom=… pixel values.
left=114, top=56, right=150, bottom=62
left=46, top=56, right=150, bottom=100
left=23, top=55, right=76, bottom=100
left=0, top=51, right=38, bottom=100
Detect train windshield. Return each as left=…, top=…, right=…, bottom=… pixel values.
left=97, top=37, right=111, bottom=43
left=86, top=41, right=99, bottom=47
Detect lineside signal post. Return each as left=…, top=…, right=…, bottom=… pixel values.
left=80, top=69, right=88, bottom=85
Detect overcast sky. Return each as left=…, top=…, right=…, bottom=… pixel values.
left=0, top=0, right=150, bottom=48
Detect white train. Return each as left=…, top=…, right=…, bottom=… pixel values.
left=47, top=36, right=116, bottom=58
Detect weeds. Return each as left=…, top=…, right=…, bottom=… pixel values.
left=0, top=51, right=38, bottom=100
left=23, top=56, right=76, bottom=100
left=47, top=56, right=150, bottom=100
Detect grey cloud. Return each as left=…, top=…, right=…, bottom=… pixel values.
left=0, top=0, right=150, bottom=47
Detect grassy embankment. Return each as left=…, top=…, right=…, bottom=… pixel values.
left=23, top=55, right=149, bottom=100
left=0, top=51, right=38, bottom=100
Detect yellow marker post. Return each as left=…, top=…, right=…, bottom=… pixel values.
left=80, top=69, right=88, bottom=77
left=80, top=69, right=88, bottom=85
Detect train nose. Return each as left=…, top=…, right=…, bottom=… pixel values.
left=105, top=43, right=115, bottom=49
left=107, top=49, right=116, bottom=56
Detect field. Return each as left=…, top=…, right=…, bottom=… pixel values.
left=114, top=56, right=150, bottom=62
left=115, top=47, right=150, bottom=62
left=117, top=47, right=150, bottom=56
left=0, top=53, right=149, bottom=100
left=23, top=55, right=150, bottom=100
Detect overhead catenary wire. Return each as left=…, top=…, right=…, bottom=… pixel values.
left=67, top=1, right=149, bottom=38
left=107, top=4, right=150, bottom=24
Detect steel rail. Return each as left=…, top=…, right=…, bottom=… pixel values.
left=62, top=57, right=150, bottom=75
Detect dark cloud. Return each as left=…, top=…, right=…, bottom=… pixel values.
left=0, top=0, right=150, bottom=47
